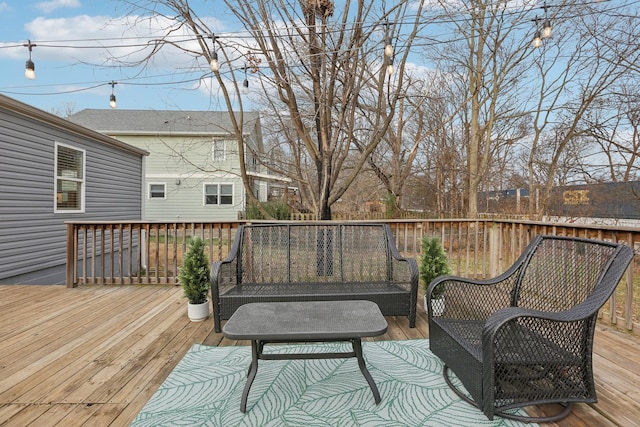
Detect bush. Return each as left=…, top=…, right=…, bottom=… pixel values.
left=179, top=237, right=210, bottom=304
left=245, top=200, right=291, bottom=220
left=419, top=236, right=451, bottom=299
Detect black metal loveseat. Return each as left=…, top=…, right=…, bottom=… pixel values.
left=210, top=222, right=419, bottom=332
left=427, top=234, right=634, bottom=423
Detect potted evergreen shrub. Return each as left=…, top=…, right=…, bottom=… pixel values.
left=179, top=237, right=211, bottom=321
left=419, top=236, right=451, bottom=316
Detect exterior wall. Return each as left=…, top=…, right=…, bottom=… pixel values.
left=0, top=105, right=145, bottom=285
left=113, top=135, right=246, bottom=221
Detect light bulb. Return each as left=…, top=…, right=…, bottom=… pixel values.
left=210, top=52, right=219, bottom=72
left=109, top=94, right=117, bottom=109
left=25, top=60, right=35, bottom=80
left=532, top=32, right=542, bottom=48
left=242, top=79, right=249, bottom=94
left=387, top=63, right=394, bottom=75
left=542, top=20, right=552, bottom=39
left=384, top=40, right=393, bottom=57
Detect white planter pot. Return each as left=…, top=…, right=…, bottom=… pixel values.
left=187, top=301, right=210, bottom=322
left=424, top=295, right=445, bottom=317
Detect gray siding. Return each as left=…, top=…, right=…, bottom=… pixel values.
left=0, top=104, right=145, bottom=285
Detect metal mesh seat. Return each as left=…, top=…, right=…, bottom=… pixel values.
left=211, top=223, right=419, bottom=332
left=427, top=235, right=634, bottom=422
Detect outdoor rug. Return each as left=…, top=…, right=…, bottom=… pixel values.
left=131, top=340, right=536, bottom=426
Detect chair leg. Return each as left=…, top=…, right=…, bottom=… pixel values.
left=442, top=365, right=574, bottom=423
left=495, top=403, right=573, bottom=424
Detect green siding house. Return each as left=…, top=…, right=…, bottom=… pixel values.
left=68, top=109, right=285, bottom=221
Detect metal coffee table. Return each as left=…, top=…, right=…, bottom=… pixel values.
left=222, top=300, right=388, bottom=412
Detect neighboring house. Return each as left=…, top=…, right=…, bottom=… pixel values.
left=0, top=94, right=148, bottom=285
left=68, top=109, right=287, bottom=221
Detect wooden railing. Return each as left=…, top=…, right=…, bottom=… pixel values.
left=66, top=219, right=640, bottom=334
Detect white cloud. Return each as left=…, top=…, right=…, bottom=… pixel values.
left=0, top=2, right=11, bottom=12
left=36, top=0, right=81, bottom=14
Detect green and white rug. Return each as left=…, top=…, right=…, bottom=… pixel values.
left=131, top=340, right=535, bottom=426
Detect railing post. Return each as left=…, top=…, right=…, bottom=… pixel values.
left=489, top=223, right=500, bottom=277
left=66, top=222, right=76, bottom=288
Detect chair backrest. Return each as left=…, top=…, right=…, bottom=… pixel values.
left=237, top=223, right=393, bottom=284
left=514, top=235, right=634, bottom=313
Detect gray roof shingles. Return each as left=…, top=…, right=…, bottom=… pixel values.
left=67, top=109, right=260, bottom=135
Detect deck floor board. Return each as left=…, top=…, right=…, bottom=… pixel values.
left=0, top=285, right=638, bottom=426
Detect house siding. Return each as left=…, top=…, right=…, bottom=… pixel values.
left=115, top=135, right=245, bottom=221
left=0, top=99, right=146, bottom=285
left=67, top=109, right=276, bottom=222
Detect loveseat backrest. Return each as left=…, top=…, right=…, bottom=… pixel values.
left=236, top=223, right=394, bottom=284
left=514, top=235, right=632, bottom=313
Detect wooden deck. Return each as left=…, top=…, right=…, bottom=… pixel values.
left=0, top=285, right=638, bottom=426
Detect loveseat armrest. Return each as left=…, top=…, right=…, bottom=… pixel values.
left=210, top=226, right=245, bottom=332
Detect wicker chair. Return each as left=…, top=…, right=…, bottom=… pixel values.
left=426, top=235, right=634, bottom=422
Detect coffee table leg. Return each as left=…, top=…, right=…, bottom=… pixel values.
left=352, top=339, right=381, bottom=404
left=241, top=339, right=260, bottom=412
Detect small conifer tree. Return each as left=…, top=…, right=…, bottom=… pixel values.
left=419, top=236, right=451, bottom=299
left=179, top=237, right=210, bottom=304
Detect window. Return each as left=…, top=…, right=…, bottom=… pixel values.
left=204, top=183, right=233, bottom=206
left=149, top=183, right=166, bottom=199
left=55, top=143, right=85, bottom=212
left=213, top=140, right=225, bottom=161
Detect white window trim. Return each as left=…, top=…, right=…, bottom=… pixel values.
left=203, top=182, right=234, bottom=206
left=212, top=140, right=226, bottom=161
left=54, top=142, right=86, bottom=213
left=148, top=182, right=167, bottom=200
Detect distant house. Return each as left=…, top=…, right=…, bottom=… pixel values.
left=0, top=94, right=147, bottom=285
left=68, top=109, right=288, bottom=221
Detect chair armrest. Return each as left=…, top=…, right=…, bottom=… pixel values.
left=426, top=272, right=522, bottom=322
left=482, top=306, right=596, bottom=363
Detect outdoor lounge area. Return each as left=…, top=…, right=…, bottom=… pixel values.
left=1, top=284, right=639, bottom=426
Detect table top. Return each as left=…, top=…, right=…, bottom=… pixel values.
left=222, top=300, right=388, bottom=341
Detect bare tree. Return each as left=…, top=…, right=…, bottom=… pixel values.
left=524, top=3, right=640, bottom=218
left=425, top=0, right=534, bottom=217
left=582, top=83, right=640, bottom=182
left=115, top=0, right=427, bottom=219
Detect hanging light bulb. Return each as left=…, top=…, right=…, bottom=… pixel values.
left=109, top=81, right=117, bottom=109
left=532, top=31, right=542, bottom=48
left=23, top=40, right=36, bottom=80
left=386, top=57, right=394, bottom=76
left=242, top=64, right=249, bottom=94
left=25, top=59, right=35, bottom=80
left=542, top=19, right=552, bottom=38
left=210, top=33, right=220, bottom=72
left=384, top=38, right=393, bottom=57
left=210, top=51, right=219, bottom=72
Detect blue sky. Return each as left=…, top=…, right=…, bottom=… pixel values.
left=0, top=0, right=232, bottom=114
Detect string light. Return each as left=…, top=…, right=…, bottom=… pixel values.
left=542, top=18, right=552, bottom=38
left=210, top=34, right=219, bottom=72
left=5, top=1, right=619, bottom=100
left=387, top=56, right=394, bottom=76
left=109, top=81, right=117, bottom=109
left=383, top=19, right=394, bottom=57
left=532, top=2, right=552, bottom=48
left=23, top=40, right=36, bottom=80
left=532, top=29, right=542, bottom=48
left=242, top=64, right=249, bottom=94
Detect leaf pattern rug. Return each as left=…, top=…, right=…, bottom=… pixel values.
left=131, top=340, right=535, bottom=426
